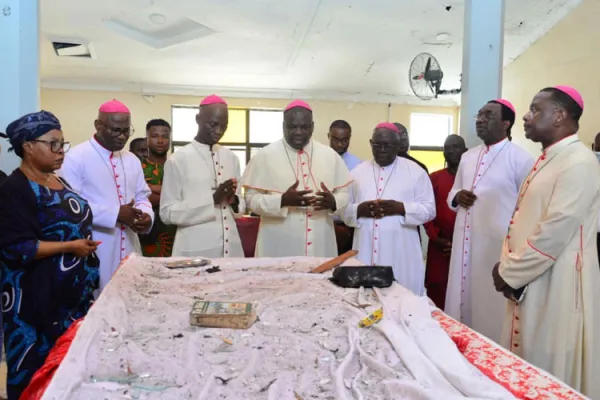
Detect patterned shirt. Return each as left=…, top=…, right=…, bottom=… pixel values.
left=139, top=159, right=177, bottom=257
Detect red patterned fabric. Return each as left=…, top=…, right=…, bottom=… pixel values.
left=20, top=320, right=83, bottom=400
left=432, top=310, right=586, bottom=400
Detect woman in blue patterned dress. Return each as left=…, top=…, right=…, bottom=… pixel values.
left=0, top=111, right=100, bottom=400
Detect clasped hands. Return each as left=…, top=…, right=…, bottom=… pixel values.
left=281, top=180, right=336, bottom=211
left=118, top=200, right=152, bottom=232
left=357, top=199, right=405, bottom=219
left=213, top=178, right=238, bottom=205
left=492, top=262, right=526, bottom=302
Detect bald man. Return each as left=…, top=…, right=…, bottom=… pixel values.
left=160, top=95, right=245, bottom=258
left=394, top=122, right=428, bottom=172
left=60, top=100, right=154, bottom=292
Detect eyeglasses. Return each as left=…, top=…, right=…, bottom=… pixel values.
left=30, top=139, right=71, bottom=153
left=100, top=121, right=135, bottom=137
left=475, top=110, right=498, bottom=121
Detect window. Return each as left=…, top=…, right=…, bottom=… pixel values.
left=409, top=113, right=453, bottom=149
left=408, top=113, right=454, bottom=172
left=171, top=106, right=284, bottom=173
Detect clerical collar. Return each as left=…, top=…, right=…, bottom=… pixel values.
left=543, top=134, right=579, bottom=158
left=192, top=140, right=219, bottom=152
left=91, top=136, right=115, bottom=157
left=283, top=139, right=312, bottom=154
left=485, top=137, right=508, bottom=150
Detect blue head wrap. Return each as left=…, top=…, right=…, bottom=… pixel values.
left=0, top=111, right=62, bottom=158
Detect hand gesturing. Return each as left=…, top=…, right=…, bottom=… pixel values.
left=314, top=182, right=336, bottom=211
left=281, top=180, right=315, bottom=207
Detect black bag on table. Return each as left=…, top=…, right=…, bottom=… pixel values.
left=329, top=266, right=394, bottom=288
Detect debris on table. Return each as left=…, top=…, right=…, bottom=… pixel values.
left=358, top=308, right=383, bottom=328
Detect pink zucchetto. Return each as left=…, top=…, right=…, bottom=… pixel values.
left=554, top=85, right=584, bottom=110
left=200, top=94, right=228, bottom=106
left=99, top=99, right=130, bottom=114
left=492, top=98, right=515, bottom=114
left=375, top=122, right=400, bottom=133
left=284, top=100, right=312, bottom=112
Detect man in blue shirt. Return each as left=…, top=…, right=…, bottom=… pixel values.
left=328, top=120, right=361, bottom=171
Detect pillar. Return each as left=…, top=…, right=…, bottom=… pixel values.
left=0, top=0, right=40, bottom=173
left=459, top=0, right=505, bottom=148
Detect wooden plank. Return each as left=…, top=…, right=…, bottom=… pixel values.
left=309, top=250, right=358, bottom=274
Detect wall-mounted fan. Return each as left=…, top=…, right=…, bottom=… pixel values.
left=409, top=52, right=461, bottom=100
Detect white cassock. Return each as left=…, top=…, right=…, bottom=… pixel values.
left=160, top=141, right=244, bottom=258
left=59, top=138, right=154, bottom=291
left=444, top=138, right=534, bottom=343
left=241, top=139, right=352, bottom=257
left=499, top=135, right=600, bottom=398
left=343, top=158, right=436, bottom=295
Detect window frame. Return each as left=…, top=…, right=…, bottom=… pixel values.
left=408, top=112, right=454, bottom=151
left=170, top=105, right=283, bottom=164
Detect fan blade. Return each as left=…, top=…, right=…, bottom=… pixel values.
left=425, top=57, right=432, bottom=73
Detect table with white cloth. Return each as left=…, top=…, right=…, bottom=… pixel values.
left=38, top=255, right=587, bottom=400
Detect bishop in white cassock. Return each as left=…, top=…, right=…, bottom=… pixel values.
left=59, top=100, right=154, bottom=291
left=445, top=99, right=534, bottom=343
left=342, top=123, right=435, bottom=295
left=493, top=86, right=600, bottom=398
left=241, top=100, right=352, bottom=257
left=160, top=95, right=245, bottom=258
